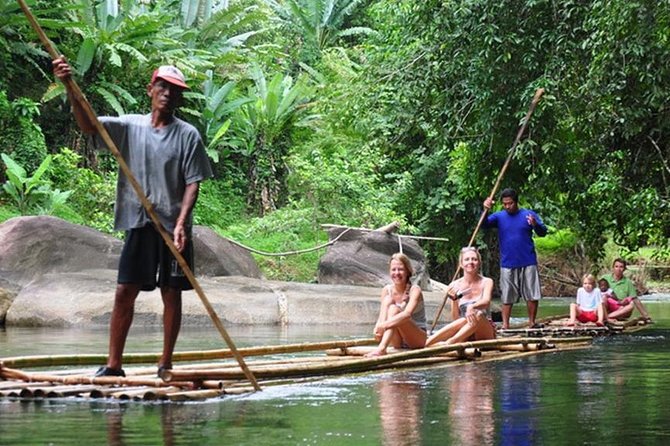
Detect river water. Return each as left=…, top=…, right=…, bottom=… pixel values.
left=1, top=298, right=669, bottom=445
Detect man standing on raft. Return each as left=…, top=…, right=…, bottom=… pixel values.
left=53, top=57, right=213, bottom=377
left=483, top=188, right=547, bottom=329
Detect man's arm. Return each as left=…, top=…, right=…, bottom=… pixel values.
left=52, top=56, right=98, bottom=134
left=173, top=182, right=200, bottom=252
left=527, top=211, right=548, bottom=237
left=482, top=198, right=496, bottom=228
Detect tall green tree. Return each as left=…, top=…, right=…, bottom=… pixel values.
left=0, top=0, right=74, bottom=97
left=264, top=0, right=375, bottom=64
left=44, top=0, right=170, bottom=115
left=225, top=64, right=317, bottom=214
left=351, top=0, right=669, bottom=270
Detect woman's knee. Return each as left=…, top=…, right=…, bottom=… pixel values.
left=387, top=305, right=402, bottom=316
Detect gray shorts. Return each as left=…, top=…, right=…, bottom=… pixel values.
left=500, top=265, right=542, bottom=304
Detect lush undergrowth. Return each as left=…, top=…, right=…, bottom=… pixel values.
left=218, top=205, right=330, bottom=283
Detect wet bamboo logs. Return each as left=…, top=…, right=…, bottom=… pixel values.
left=0, top=366, right=195, bottom=388
left=162, top=338, right=591, bottom=382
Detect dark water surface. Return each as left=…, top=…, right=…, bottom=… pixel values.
left=1, top=298, right=669, bottom=445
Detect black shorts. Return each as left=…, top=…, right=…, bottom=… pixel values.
left=117, top=224, right=194, bottom=291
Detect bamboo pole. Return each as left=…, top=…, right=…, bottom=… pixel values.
left=0, top=365, right=193, bottom=388
left=44, top=385, right=100, bottom=398
left=0, top=338, right=377, bottom=369
left=89, top=386, right=155, bottom=399
left=430, top=88, right=545, bottom=331
left=15, top=0, right=261, bottom=391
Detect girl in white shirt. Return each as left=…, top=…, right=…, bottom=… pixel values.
left=567, top=274, right=605, bottom=326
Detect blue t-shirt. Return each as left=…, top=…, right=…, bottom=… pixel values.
left=485, top=208, right=547, bottom=268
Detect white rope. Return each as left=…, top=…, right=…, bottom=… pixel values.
left=224, top=228, right=352, bottom=257
left=224, top=224, right=451, bottom=258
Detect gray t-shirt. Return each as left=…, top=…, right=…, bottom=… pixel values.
left=97, top=114, right=213, bottom=232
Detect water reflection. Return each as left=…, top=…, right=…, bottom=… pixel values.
left=1, top=317, right=670, bottom=445
left=101, top=403, right=201, bottom=446
left=448, top=365, right=494, bottom=446
left=376, top=379, right=423, bottom=445
left=105, top=409, right=125, bottom=446
left=499, top=361, right=541, bottom=446
left=576, top=358, right=607, bottom=422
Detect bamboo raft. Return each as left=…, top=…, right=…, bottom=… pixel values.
left=498, top=315, right=653, bottom=337
left=1, top=315, right=652, bottom=402
left=0, top=336, right=596, bottom=402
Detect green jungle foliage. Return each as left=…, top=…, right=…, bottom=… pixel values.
left=1, top=153, right=56, bottom=214
left=0, top=91, right=48, bottom=175
left=0, top=0, right=668, bottom=285
left=47, top=147, right=116, bottom=232
left=352, top=0, right=670, bottom=274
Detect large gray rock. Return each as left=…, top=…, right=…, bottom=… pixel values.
left=0, top=285, right=14, bottom=325
left=0, top=217, right=261, bottom=287
left=0, top=216, right=122, bottom=290
left=192, top=226, right=262, bottom=278
left=0, top=216, right=263, bottom=324
left=5, top=273, right=447, bottom=327
left=317, top=227, right=431, bottom=289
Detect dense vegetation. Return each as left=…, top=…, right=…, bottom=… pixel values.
left=1, top=0, right=669, bottom=288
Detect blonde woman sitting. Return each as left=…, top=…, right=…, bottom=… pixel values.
left=426, top=247, right=496, bottom=346
left=366, top=253, right=428, bottom=357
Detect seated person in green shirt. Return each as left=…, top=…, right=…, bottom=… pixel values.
left=601, top=258, right=652, bottom=322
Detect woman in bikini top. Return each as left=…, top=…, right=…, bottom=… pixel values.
left=426, top=246, right=496, bottom=346
left=366, top=253, right=428, bottom=357
left=458, top=295, right=490, bottom=319
left=384, top=284, right=427, bottom=330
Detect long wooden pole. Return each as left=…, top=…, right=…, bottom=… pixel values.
left=430, top=88, right=545, bottom=331
left=16, top=0, right=260, bottom=391
left=0, top=338, right=376, bottom=369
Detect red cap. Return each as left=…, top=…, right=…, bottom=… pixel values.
left=151, top=65, right=189, bottom=89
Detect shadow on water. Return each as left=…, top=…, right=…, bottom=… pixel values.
left=1, top=300, right=669, bottom=445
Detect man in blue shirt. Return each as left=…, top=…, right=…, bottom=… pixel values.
left=483, top=188, right=547, bottom=329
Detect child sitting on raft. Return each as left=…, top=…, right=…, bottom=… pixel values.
left=567, top=274, right=605, bottom=327
left=601, top=258, right=652, bottom=322
left=598, top=278, right=634, bottom=314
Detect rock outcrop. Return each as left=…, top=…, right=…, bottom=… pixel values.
left=0, top=216, right=266, bottom=325
left=0, top=216, right=447, bottom=327
left=317, top=226, right=431, bottom=289
left=0, top=215, right=122, bottom=291
left=192, top=226, right=262, bottom=278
